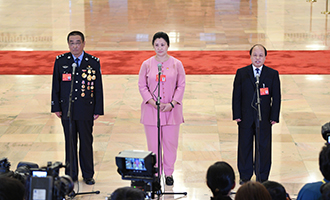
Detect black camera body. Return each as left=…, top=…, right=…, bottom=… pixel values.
left=322, top=122, right=330, bottom=143
left=0, top=158, right=74, bottom=200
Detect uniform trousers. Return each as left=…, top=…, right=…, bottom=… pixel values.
left=237, top=122, right=272, bottom=181
left=61, top=119, right=94, bottom=180
left=144, top=124, right=180, bottom=176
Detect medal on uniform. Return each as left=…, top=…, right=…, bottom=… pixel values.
left=92, top=70, right=95, bottom=74
left=92, top=75, right=96, bottom=80
left=82, top=85, right=85, bottom=89
left=87, top=86, right=90, bottom=90
left=81, top=93, right=85, bottom=97
left=82, top=73, right=87, bottom=78
left=91, top=93, right=93, bottom=97
left=91, top=86, right=94, bottom=90
left=87, top=75, right=92, bottom=81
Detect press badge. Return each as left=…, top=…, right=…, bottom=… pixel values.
left=62, top=74, right=72, bottom=81
left=156, top=74, right=166, bottom=82
left=260, top=87, right=269, bottom=95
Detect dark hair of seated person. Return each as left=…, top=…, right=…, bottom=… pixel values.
left=110, top=186, right=145, bottom=200
left=235, top=181, right=272, bottom=200
left=206, top=161, right=236, bottom=200
left=0, top=176, right=25, bottom=200
left=321, top=181, right=330, bottom=200
left=263, top=180, right=291, bottom=200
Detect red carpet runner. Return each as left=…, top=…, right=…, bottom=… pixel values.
left=0, top=50, right=329, bottom=75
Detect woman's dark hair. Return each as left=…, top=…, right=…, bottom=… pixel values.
left=110, top=186, right=145, bottom=200
left=319, top=144, right=330, bottom=181
left=321, top=181, right=330, bottom=200
left=249, top=44, right=267, bottom=56
left=262, top=180, right=288, bottom=200
left=235, top=181, right=272, bottom=200
left=152, top=31, right=170, bottom=47
left=0, top=177, right=25, bottom=200
left=206, top=161, right=235, bottom=199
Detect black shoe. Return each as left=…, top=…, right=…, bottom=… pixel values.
left=70, top=176, right=78, bottom=182
left=83, top=178, right=95, bottom=185
left=239, top=179, right=249, bottom=185
left=166, top=176, right=174, bottom=186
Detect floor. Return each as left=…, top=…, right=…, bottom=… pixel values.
left=1, top=0, right=330, bottom=199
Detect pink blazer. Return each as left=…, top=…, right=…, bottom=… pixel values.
left=138, top=56, right=185, bottom=126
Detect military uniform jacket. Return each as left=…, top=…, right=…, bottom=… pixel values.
left=51, top=52, right=104, bottom=120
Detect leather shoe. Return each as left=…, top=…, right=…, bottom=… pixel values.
left=70, top=176, right=78, bottom=182
left=165, top=176, right=174, bottom=186
left=239, top=179, right=249, bottom=185
left=83, top=178, right=95, bottom=185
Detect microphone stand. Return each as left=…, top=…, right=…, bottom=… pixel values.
left=67, top=64, right=76, bottom=187
left=255, top=77, right=262, bottom=182
left=151, top=66, right=187, bottom=199
left=66, top=63, right=100, bottom=199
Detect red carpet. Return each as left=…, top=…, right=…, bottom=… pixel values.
left=0, top=50, right=329, bottom=75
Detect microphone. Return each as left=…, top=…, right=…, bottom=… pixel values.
left=72, top=63, right=77, bottom=75
left=256, top=73, right=260, bottom=84
left=157, top=63, right=162, bottom=74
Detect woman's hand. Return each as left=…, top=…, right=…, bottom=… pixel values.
left=160, top=103, right=173, bottom=112
left=147, top=99, right=157, bottom=109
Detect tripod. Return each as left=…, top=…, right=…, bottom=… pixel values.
left=66, top=62, right=100, bottom=198
left=151, top=64, right=187, bottom=199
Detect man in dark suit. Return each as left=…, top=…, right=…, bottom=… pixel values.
left=232, top=44, right=281, bottom=184
left=51, top=31, right=104, bottom=185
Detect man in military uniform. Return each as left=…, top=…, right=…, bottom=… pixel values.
left=51, top=31, right=104, bottom=185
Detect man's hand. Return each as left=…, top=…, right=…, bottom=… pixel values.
left=54, top=111, right=62, bottom=118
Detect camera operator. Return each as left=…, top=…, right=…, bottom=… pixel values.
left=110, top=187, right=145, bottom=200
left=0, top=177, right=25, bottom=200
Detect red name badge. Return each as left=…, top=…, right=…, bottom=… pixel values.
left=62, top=74, right=72, bottom=81
left=260, top=87, right=269, bottom=95
left=156, top=74, right=166, bottom=82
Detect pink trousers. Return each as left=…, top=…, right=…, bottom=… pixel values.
left=144, top=124, right=180, bottom=176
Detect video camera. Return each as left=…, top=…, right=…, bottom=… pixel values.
left=322, top=122, right=330, bottom=143
left=115, top=150, right=159, bottom=198
left=0, top=157, right=74, bottom=200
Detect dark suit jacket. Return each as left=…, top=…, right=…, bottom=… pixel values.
left=232, top=64, right=281, bottom=129
left=51, top=52, right=104, bottom=120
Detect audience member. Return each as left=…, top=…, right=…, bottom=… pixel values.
left=321, top=181, right=330, bottom=200
left=235, top=181, right=272, bottom=200
left=263, top=180, right=291, bottom=200
left=297, top=144, right=330, bottom=200
left=110, top=186, right=145, bottom=200
left=0, top=176, right=25, bottom=200
left=206, top=161, right=236, bottom=200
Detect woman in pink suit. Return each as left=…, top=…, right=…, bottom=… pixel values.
left=138, top=32, right=185, bottom=186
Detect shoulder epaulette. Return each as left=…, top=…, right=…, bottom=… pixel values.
left=56, top=53, right=69, bottom=60
left=91, top=55, right=100, bottom=62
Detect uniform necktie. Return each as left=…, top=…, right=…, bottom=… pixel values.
left=75, top=58, right=80, bottom=67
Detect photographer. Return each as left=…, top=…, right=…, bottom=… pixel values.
left=110, top=187, right=145, bottom=200
left=296, top=144, right=330, bottom=200
left=0, top=177, right=25, bottom=200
